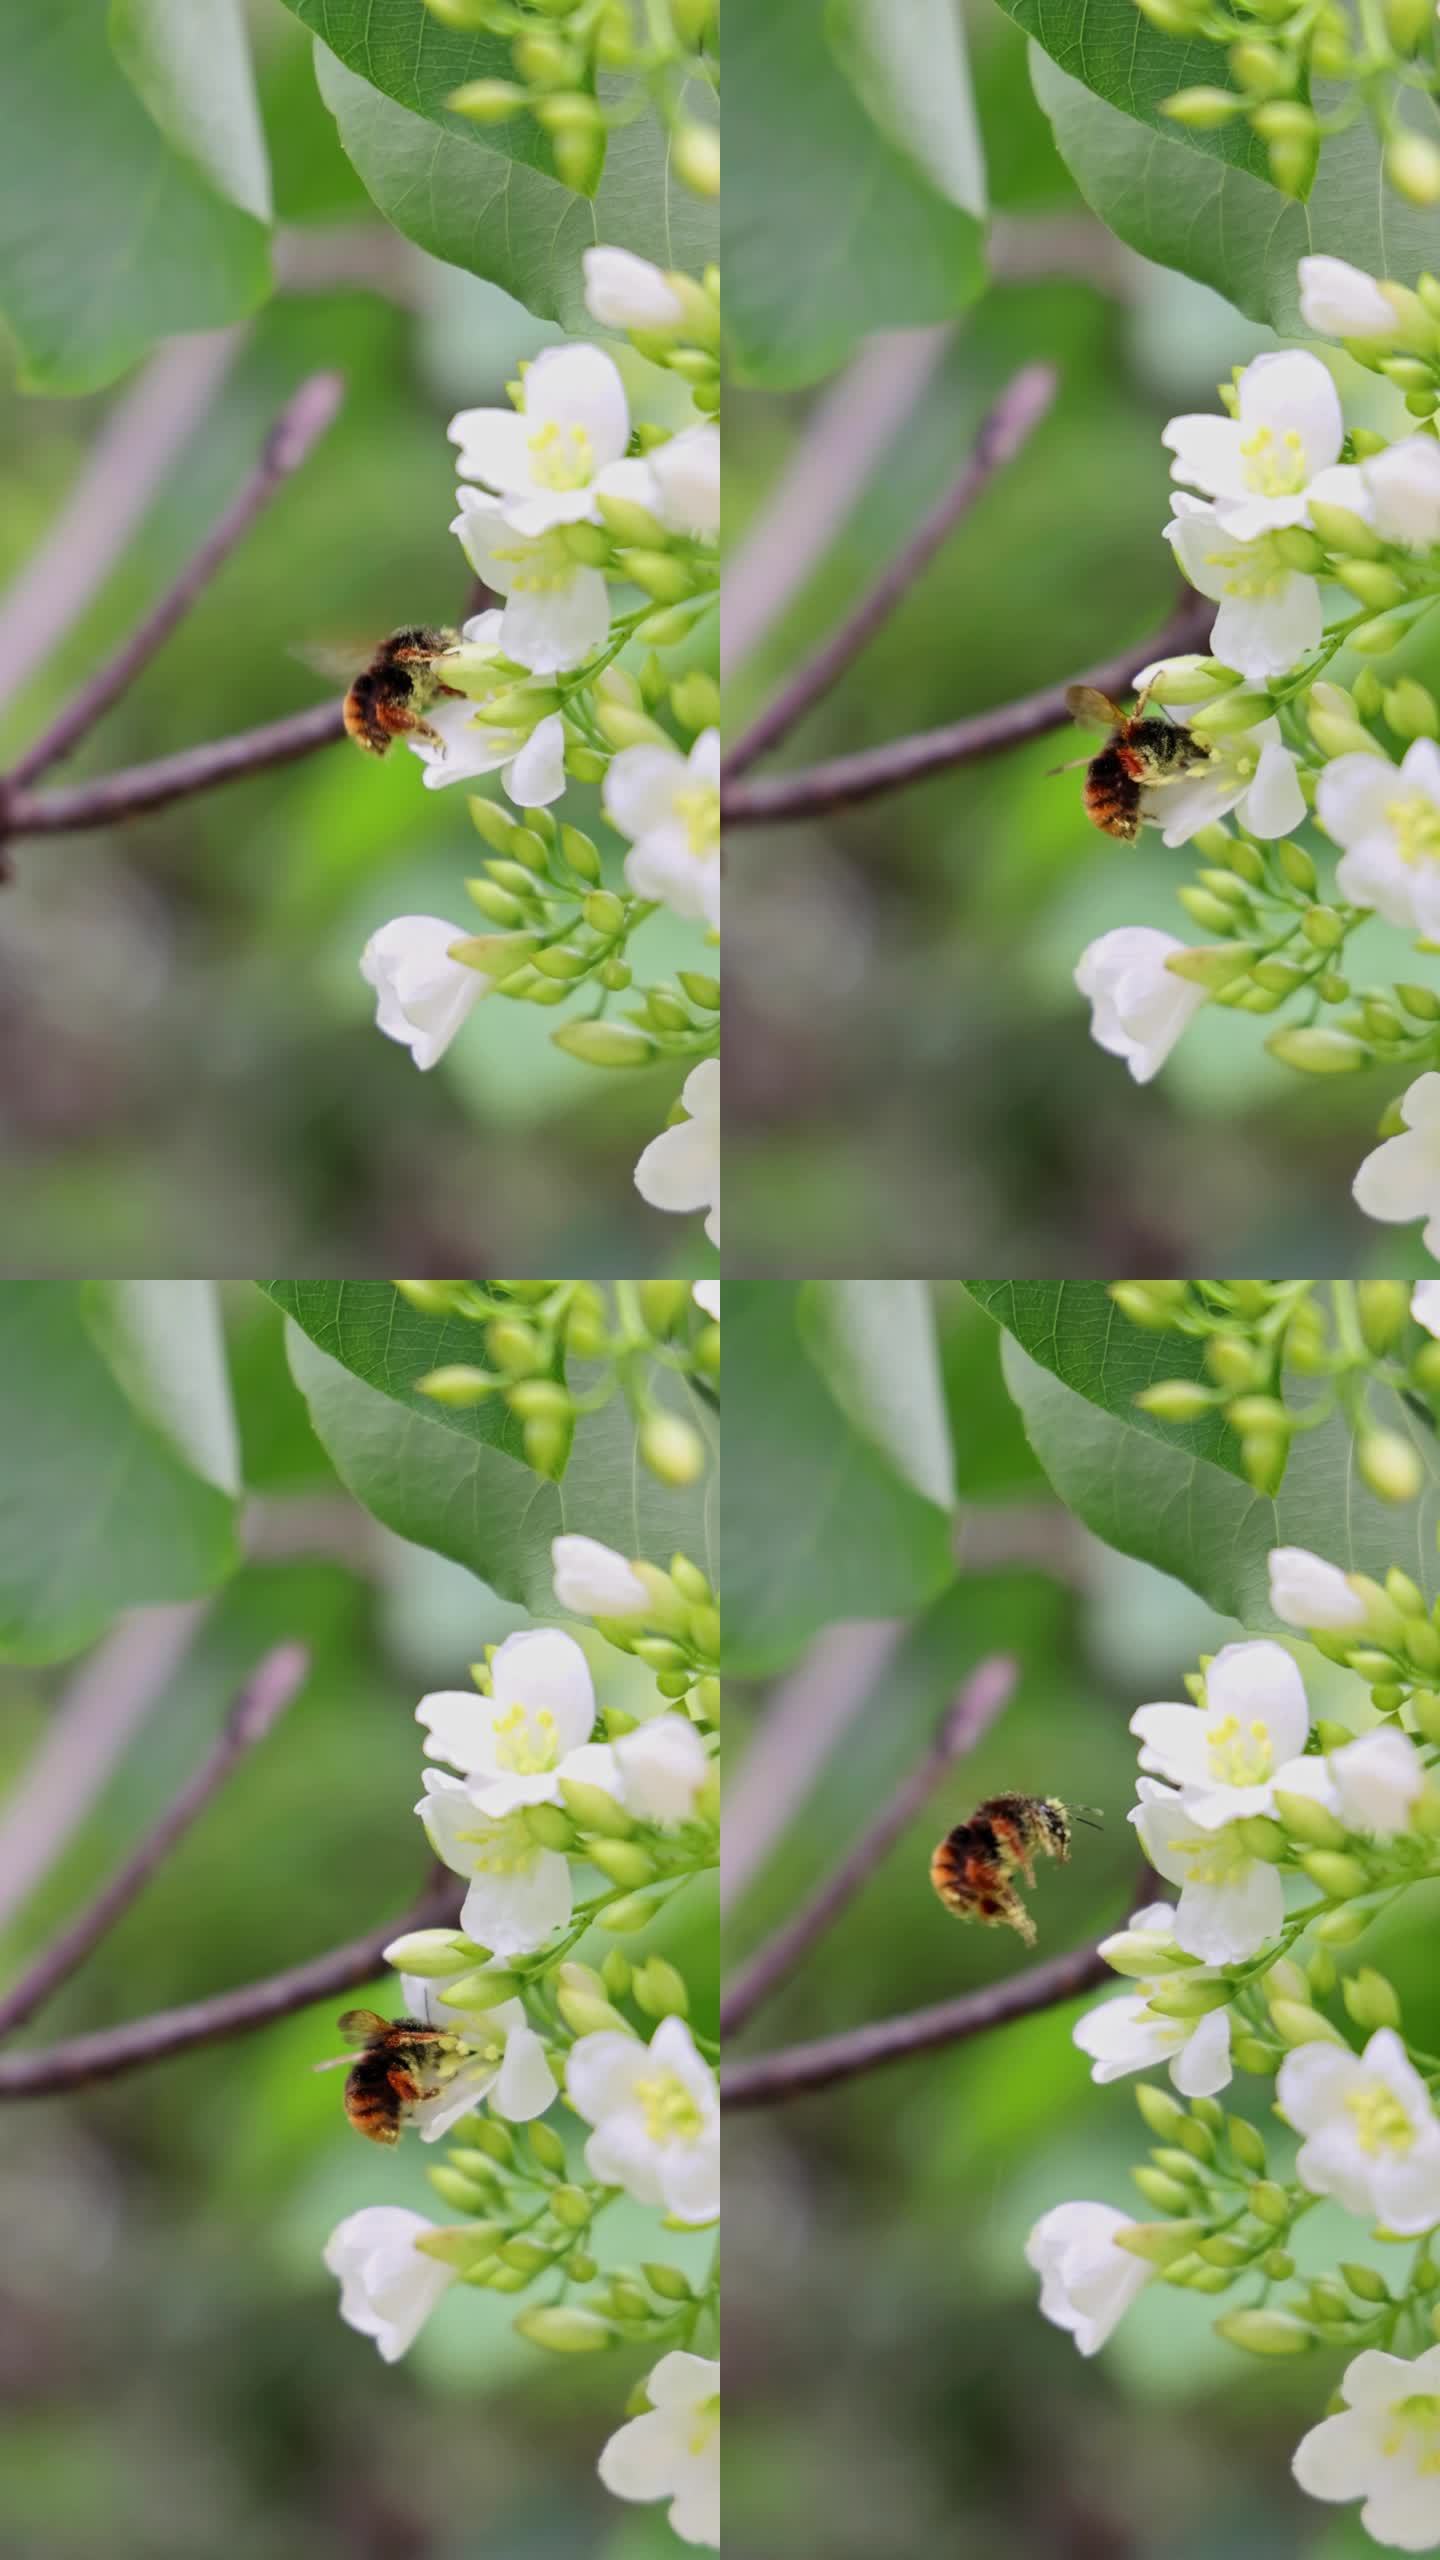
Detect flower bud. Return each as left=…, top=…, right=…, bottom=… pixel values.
left=415, top=2222, right=506, bottom=2268
left=1273, top=1788, right=1347, bottom=1848
left=639, top=1411, right=705, bottom=1485
left=1132, top=2166, right=1196, bottom=2213
left=1214, top=2309, right=1314, bottom=2354
left=556, top=1987, right=632, bottom=2037
left=643, top=2260, right=695, bottom=2299
left=418, top=1365, right=499, bottom=1405
left=515, top=2307, right=614, bottom=2352
left=1189, top=689, right=1275, bottom=738
left=427, top=2164, right=494, bottom=2212
left=1162, top=85, right=1246, bottom=127
left=560, top=1777, right=634, bottom=1836
left=383, top=1929, right=490, bottom=1975
left=552, top=2185, right=593, bottom=2228
left=551, top=1019, right=656, bottom=1067
left=633, top=1957, right=691, bottom=2019
left=1357, top=1430, right=1424, bottom=1501
left=1299, top=1852, right=1371, bottom=1901
left=673, top=121, right=720, bottom=196
left=587, top=1839, right=659, bottom=1889
left=1350, top=615, right=1411, bottom=652
left=1228, top=2116, right=1267, bottom=2171
left=1135, top=1380, right=1216, bottom=1422
left=1269, top=1998, right=1346, bottom=2045
left=1388, top=130, right=1440, bottom=206
left=1232, top=2034, right=1277, bottom=2071
left=1267, top=1026, right=1370, bottom=1072
left=1313, top=1903, right=1370, bottom=1943
left=598, top=1892, right=663, bottom=1932
left=1113, top=2217, right=1209, bottom=2264
left=1335, top=561, right=1411, bottom=611
left=1134, top=2083, right=1189, bottom=2139
left=1343, top=1967, right=1401, bottom=2030
left=448, top=78, right=531, bottom=120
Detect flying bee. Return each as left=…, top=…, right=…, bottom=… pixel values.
left=313, top=2009, right=465, bottom=2145
left=930, top=1795, right=1102, bottom=1946
left=1048, top=684, right=1212, bottom=842
left=341, top=626, right=464, bottom=756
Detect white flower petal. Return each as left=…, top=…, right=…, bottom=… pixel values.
left=361, top=916, right=483, bottom=1069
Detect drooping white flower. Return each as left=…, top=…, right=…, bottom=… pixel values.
left=1298, top=256, right=1397, bottom=342
left=452, top=485, right=610, bottom=676
left=1363, top=437, right=1440, bottom=549
left=1168, top=492, right=1322, bottom=681
left=566, top=2015, right=719, bottom=2223
left=1279, top=2028, right=1440, bottom=2232
left=551, top=1533, right=649, bottom=1619
left=398, top=1976, right=557, bottom=2140
left=1076, top=1900, right=1232, bottom=2095
left=1130, top=1639, right=1312, bottom=1830
left=1267, top=1545, right=1367, bottom=1632
left=1354, top=1073, right=1440, bottom=1258
left=1293, top=2343, right=1440, bottom=2550
left=1319, top=738, right=1440, bottom=937
left=1024, top=2201, right=1152, bottom=2355
left=450, top=344, right=637, bottom=538
left=416, top=1629, right=611, bottom=1813
left=361, top=915, right=485, bottom=1070
left=419, top=1766, right=575, bottom=1957
left=1074, top=927, right=1207, bottom=1085
left=604, top=729, right=720, bottom=929
left=582, top=246, right=687, bottom=334
left=1329, top=1728, right=1427, bottom=1837
left=615, top=1714, right=711, bottom=1825
left=635, top=1059, right=719, bottom=1244
left=693, top=1280, right=719, bottom=1319
left=324, top=2206, right=455, bottom=2361
left=1414, top=1280, right=1440, bottom=1337
left=1164, top=350, right=1345, bottom=541
left=598, top=2352, right=720, bottom=2548
left=1129, top=1777, right=1284, bottom=1963
left=650, top=423, right=720, bottom=538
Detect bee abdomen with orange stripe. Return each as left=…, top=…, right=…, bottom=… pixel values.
left=930, top=1795, right=1097, bottom=1945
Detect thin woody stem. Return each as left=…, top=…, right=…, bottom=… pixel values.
left=720, top=590, right=1214, bottom=827
left=721, top=1653, right=1018, bottom=2038
left=725, top=366, right=1058, bottom=780
left=0, top=1645, right=310, bottom=2045
left=0, top=700, right=348, bottom=841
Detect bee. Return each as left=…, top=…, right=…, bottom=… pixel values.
left=342, top=626, right=464, bottom=756
left=930, top=1795, right=1102, bottom=1946
left=1048, top=684, right=1212, bottom=842
left=313, top=2009, right=464, bottom=2145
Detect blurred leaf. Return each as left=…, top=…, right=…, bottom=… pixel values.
left=726, top=0, right=985, bottom=387
left=0, top=0, right=271, bottom=393
left=109, top=0, right=272, bottom=220
left=799, top=1280, right=956, bottom=1510
left=84, top=1281, right=240, bottom=1494
left=935, top=1288, right=1047, bottom=1498
left=826, top=0, right=986, bottom=214
left=0, top=1284, right=241, bottom=1663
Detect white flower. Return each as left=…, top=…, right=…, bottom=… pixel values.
left=566, top=2015, right=719, bottom=2222
left=324, top=2206, right=454, bottom=2362
left=582, top=246, right=687, bottom=334
left=1130, top=1777, right=1285, bottom=1962
left=419, top=1767, right=576, bottom=1957
left=398, top=1977, right=557, bottom=2140
left=1279, top=2028, right=1440, bottom=2231
left=1320, top=738, right=1440, bottom=937
left=1294, top=2344, right=1440, bottom=2550
left=1075, top=1902, right=1231, bottom=2095
left=416, top=1628, right=614, bottom=1814
left=1364, top=437, right=1440, bottom=549
left=1074, top=927, right=1207, bottom=1085
left=1131, top=1639, right=1312, bottom=1829
left=551, top=1534, right=649, bottom=1619
left=408, top=696, right=566, bottom=803
left=615, top=1714, right=710, bottom=1824
left=361, top=915, right=484, bottom=1070
left=1298, top=256, right=1397, bottom=342
left=598, top=2352, right=719, bottom=2548
left=604, top=729, right=720, bottom=930
left=1414, top=1280, right=1440, bottom=1337
left=693, top=1280, right=719, bottom=1319
left=650, top=424, right=720, bottom=538
left=451, top=344, right=637, bottom=537
left=1163, top=350, right=1344, bottom=541
left=452, top=485, right=610, bottom=675
left=1168, top=492, right=1322, bottom=681
left=1268, top=1545, right=1367, bottom=1631
left=1024, top=2201, right=1152, bottom=2355
left=635, top=1059, right=719, bottom=1244
left=1330, top=1728, right=1427, bottom=1837
left=1354, top=1072, right=1440, bottom=1257
left=1138, top=704, right=1303, bottom=847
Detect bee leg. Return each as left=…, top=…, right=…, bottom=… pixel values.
left=995, top=1882, right=1037, bottom=1945
left=386, top=2062, right=421, bottom=2106
left=435, top=682, right=466, bottom=699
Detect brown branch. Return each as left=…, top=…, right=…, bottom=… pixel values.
left=0, top=699, right=348, bottom=841
left=0, top=1867, right=463, bottom=2099
left=0, top=1644, right=310, bottom=2046
left=720, top=589, right=1214, bottom=827
left=8, top=373, right=346, bottom=794
left=721, top=1652, right=1017, bottom=2037
left=726, top=367, right=1058, bottom=781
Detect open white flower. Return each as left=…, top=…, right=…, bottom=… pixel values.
left=604, top=729, right=720, bottom=929
left=1320, top=738, right=1440, bottom=937
left=1131, top=1639, right=1312, bottom=1830
left=1330, top=1728, right=1427, bottom=1837
left=599, top=2352, right=720, bottom=2548
left=635, top=1059, right=719, bottom=1244
left=408, top=696, right=566, bottom=803
left=552, top=1533, right=649, bottom=1619
left=567, top=2015, right=719, bottom=2222
left=1142, top=708, right=1303, bottom=847
left=1279, top=2028, right=1440, bottom=2232
left=1168, top=492, right=1322, bottom=681
left=1268, top=1544, right=1367, bottom=1631
left=451, top=343, right=637, bottom=538
left=582, top=246, right=687, bottom=334
left=615, top=1714, right=710, bottom=1825
left=324, top=2206, right=455, bottom=2362
left=1074, top=926, right=1207, bottom=1085
left=1164, top=350, right=1345, bottom=541
left=1130, top=1777, right=1284, bottom=1962
left=1025, top=2202, right=1152, bottom=2355
left=361, top=915, right=484, bottom=1070
left=416, top=1628, right=616, bottom=1815
left=452, top=485, right=610, bottom=675
left=419, top=1766, right=575, bottom=1957
left=1414, top=1280, right=1440, bottom=1337
left=1298, top=256, right=1397, bottom=342
left=1354, top=1072, right=1440, bottom=1258
left=397, top=1975, right=557, bottom=2140
left=650, top=423, right=720, bottom=538
left=1075, top=1902, right=1232, bottom=2095
left=1364, top=437, right=1440, bottom=549
left=1294, top=2344, right=1440, bottom=2551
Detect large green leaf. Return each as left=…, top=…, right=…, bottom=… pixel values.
left=314, top=46, right=715, bottom=330
left=268, top=1282, right=716, bottom=1605
left=0, top=1284, right=243, bottom=1664
left=725, top=1282, right=956, bottom=1678
left=996, top=0, right=1270, bottom=176
left=725, top=0, right=986, bottom=388
left=280, top=0, right=550, bottom=172
left=109, top=0, right=272, bottom=220
left=0, top=0, right=271, bottom=394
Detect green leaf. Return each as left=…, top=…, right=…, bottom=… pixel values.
left=826, top=0, right=986, bottom=216
left=0, top=0, right=272, bottom=394
left=279, top=0, right=549, bottom=173
left=109, top=0, right=272, bottom=220
left=0, top=1284, right=242, bottom=1664
left=725, top=0, right=986, bottom=388
left=996, top=0, right=1269, bottom=177
left=267, top=1281, right=715, bottom=1605
left=799, top=1281, right=957, bottom=1511
left=726, top=1282, right=956, bottom=1678
left=1027, top=43, right=1440, bottom=332
left=966, top=1281, right=1240, bottom=1477
left=313, top=46, right=716, bottom=331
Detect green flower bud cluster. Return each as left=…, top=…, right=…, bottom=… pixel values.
left=428, top=0, right=720, bottom=204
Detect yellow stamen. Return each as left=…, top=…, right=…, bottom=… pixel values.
left=1387, top=794, right=1440, bottom=869
left=634, top=2068, right=704, bottom=2145
left=527, top=417, right=595, bottom=491
left=492, top=1701, right=561, bottom=1775
left=1239, top=421, right=1309, bottom=498
left=675, top=782, right=720, bottom=859
left=1344, top=2082, right=1415, bottom=2156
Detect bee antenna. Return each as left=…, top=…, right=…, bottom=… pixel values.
left=1072, top=1806, right=1105, bottom=1829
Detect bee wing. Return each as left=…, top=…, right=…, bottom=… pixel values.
left=335, top=2007, right=389, bottom=2045
left=290, top=640, right=374, bottom=684
left=1064, top=684, right=1125, bottom=730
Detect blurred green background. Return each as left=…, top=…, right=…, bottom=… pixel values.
left=0, top=1282, right=717, bottom=2560
left=723, top=1283, right=1440, bottom=2560
left=726, top=4, right=1440, bottom=1279
left=0, top=5, right=706, bottom=1278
